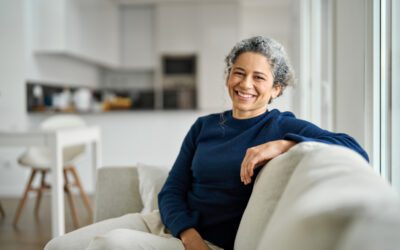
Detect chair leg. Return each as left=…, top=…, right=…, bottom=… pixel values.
left=69, top=167, right=93, bottom=218
left=34, top=170, right=47, bottom=219
left=64, top=169, right=79, bottom=228
left=0, top=201, right=5, bottom=218
left=13, top=169, right=37, bottom=226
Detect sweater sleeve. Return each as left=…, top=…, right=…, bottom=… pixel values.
left=278, top=112, right=369, bottom=162
left=158, top=119, right=201, bottom=238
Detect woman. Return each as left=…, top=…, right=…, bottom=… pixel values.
left=157, top=36, right=368, bottom=250
left=51, top=36, right=367, bottom=250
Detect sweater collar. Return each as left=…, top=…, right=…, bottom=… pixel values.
left=223, top=109, right=270, bottom=130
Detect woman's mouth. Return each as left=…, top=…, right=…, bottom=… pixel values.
left=236, top=90, right=256, bottom=100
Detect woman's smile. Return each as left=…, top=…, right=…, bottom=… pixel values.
left=235, top=90, right=257, bottom=100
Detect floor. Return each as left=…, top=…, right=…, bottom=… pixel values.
left=0, top=195, right=92, bottom=250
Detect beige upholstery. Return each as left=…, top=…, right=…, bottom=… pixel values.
left=234, top=142, right=322, bottom=250
left=239, top=142, right=400, bottom=250
left=94, top=167, right=143, bottom=222
left=45, top=142, right=400, bottom=250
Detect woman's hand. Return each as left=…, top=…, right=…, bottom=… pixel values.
left=240, top=140, right=296, bottom=185
left=180, top=228, right=210, bottom=250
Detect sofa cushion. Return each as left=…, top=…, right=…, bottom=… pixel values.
left=235, top=142, right=327, bottom=250
left=137, top=163, right=169, bottom=213
left=94, top=166, right=143, bottom=222
left=255, top=144, right=400, bottom=250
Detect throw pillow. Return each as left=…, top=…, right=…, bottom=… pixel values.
left=136, top=163, right=169, bottom=214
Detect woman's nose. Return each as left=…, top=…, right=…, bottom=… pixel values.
left=240, top=76, right=253, bottom=88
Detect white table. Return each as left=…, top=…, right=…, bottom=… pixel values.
left=0, top=126, right=101, bottom=237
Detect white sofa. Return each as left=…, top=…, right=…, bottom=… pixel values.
left=45, top=142, right=400, bottom=250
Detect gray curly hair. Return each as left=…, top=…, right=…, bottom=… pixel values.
left=224, top=36, right=295, bottom=96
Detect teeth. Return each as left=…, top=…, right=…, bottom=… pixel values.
left=237, top=91, right=254, bottom=98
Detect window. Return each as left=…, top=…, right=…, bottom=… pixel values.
left=373, top=0, right=400, bottom=190
left=298, top=0, right=334, bottom=130
left=299, top=0, right=400, bottom=191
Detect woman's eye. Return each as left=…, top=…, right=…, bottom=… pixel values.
left=234, top=72, right=244, bottom=76
left=255, top=76, right=265, bottom=81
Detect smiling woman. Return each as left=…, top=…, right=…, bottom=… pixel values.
left=44, top=36, right=370, bottom=250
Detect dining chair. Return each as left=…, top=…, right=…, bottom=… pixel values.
left=13, top=115, right=93, bottom=228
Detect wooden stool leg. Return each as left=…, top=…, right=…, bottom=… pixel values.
left=13, top=169, right=37, bottom=226
left=0, top=201, right=5, bottom=218
left=34, top=170, right=47, bottom=219
left=64, top=169, right=79, bottom=228
left=70, top=167, right=93, bottom=217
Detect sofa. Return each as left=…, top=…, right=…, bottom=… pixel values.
left=45, top=142, right=400, bottom=250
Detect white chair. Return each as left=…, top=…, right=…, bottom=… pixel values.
left=13, top=115, right=92, bottom=228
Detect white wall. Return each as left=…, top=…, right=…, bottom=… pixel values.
left=0, top=0, right=26, bottom=130
left=0, top=0, right=29, bottom=197
left=334, top=0, right=368, bottom=147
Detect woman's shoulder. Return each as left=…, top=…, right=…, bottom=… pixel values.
left=268, top=109, right=296, bottom=120
left=196, top=110, right=230, bottom=123
left=188, top=111, right=227, bottom=132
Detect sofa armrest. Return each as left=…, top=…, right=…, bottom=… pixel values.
left=94, top=166, right=143, bottom=222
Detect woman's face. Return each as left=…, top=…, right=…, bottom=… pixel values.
left=227, top=52, right=281, bottom=119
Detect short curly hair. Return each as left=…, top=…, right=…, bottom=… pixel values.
left=224, top=36, right=295, bottom=96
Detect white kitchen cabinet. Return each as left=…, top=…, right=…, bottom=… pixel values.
left=32, top=0, right=119, bottom=67
left=195, top=2, right=239, bottom=111
left=120, top=6, right=155, bottom=69
left=155, top=3, right=199, bottom=54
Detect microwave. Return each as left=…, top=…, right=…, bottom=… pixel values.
left=162, top=55, right=196, bottom=75
left=162, top=55, right=196, bottom=89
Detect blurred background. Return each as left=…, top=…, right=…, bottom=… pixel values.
left=0, top=0, right=399, bottom=248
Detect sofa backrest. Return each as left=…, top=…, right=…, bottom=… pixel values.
left=94, top=166, right=143, bottom=222
left=235, top=142, right=325, bottom=250
left=237, top=142, right=400, bottom=250
left=94, top=164, right=169, bottom=222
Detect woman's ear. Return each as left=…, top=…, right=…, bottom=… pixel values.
left=272, top=84, right=282, bottom=98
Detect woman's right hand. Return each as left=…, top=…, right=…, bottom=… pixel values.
left=180, top=228, right=210, bottom=250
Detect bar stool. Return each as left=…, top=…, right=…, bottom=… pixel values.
left=13, top=115, right=92, bottom=228
left=0, top=201, right=5, bottom=218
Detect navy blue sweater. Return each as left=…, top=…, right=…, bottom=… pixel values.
left=158, top=109, right=368, bottom=250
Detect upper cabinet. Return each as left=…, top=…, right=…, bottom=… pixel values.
left=120, top=6, right=155, bottom=70
left=32, top=0, right=120, bottom=67
left=155, top=4, right=198, bottom=54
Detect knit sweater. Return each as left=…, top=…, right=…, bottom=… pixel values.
left=158, top=109, right=369, bottom=250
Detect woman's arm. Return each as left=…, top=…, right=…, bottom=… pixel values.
left=278, top=112, right=369, bottom=161
left=240, top=112, right=369, bottom=185
left=158, top=119, right=208, bottom=248
left=180, top=228, right=210, bottom=250
left=240, top=139, right=296, bottom=185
